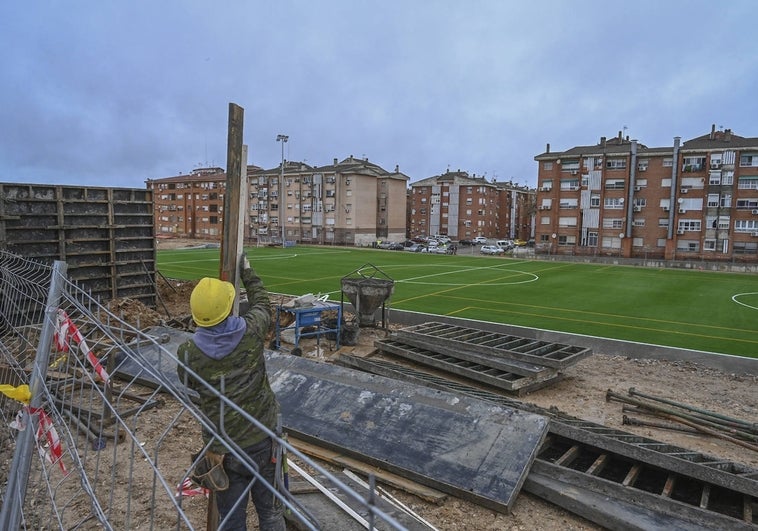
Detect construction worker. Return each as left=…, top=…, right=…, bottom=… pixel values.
left=179, top=254, right=285, bottom=531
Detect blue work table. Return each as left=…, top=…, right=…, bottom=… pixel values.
left=274, top=301, right=341, bottom=354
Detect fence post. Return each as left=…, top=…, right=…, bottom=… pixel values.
left=0, top=260, right=67, bottom=530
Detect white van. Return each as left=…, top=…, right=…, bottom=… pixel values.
left=496, top=240, right=514, bottom=250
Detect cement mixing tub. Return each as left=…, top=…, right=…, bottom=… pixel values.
left=341, top=264, right=394, bottom=327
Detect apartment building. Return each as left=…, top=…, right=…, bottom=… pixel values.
left=408, top=170, right=534, bottom=240
left=149, top=156, right=409, bottom=246
left=533, top=126, right=758, bottom=261
left=248, top=155, right=408, bottom=246
left=147, top=167, right=229, bottom=238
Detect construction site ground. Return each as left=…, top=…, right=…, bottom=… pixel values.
left=108, top=238, right=756, bottom=530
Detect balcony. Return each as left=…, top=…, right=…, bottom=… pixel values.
left=682, top=164, right=704, bottom=172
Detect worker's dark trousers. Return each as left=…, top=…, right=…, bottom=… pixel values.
left=217, top=438, right=285, bottom=531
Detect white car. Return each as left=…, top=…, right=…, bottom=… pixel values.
left=473, top=236, right=487, bottom=244
left=480, top=245, right=505, bottom=255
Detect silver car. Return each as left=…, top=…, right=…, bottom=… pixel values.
left=480, top=245, right=505, bottom=255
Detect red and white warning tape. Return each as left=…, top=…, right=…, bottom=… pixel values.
left=176, top=477, right=208, bottom=498
left=54, top=309, right=110, bottom=385
left=11, top=407, right=68, bottom=475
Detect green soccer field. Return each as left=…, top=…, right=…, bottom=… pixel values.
left=157, top=245, right=758, bottom=358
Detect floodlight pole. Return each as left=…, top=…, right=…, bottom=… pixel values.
left=277, top=134, right=289, bottom=248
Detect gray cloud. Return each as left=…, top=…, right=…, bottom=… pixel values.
left=1, top=1, right=756, bottom=188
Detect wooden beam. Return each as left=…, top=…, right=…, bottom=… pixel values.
left=220, top=103, right=244, bottom=295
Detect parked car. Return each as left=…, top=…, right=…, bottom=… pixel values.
left=513, top=239, right=527, bottom=247
left=480, top=245, right=505, bottom=255
left=405, top=243, right=423, bottom=252
left=473, top=236, right=487, bottom=244
left=458, top=239, right=474, bottom=246
left=386, top=242, right=404, bottom=250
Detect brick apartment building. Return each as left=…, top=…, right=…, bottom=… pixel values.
left=147, top=167, right=229, bottom=239
left=533, top=126, right=758, bottom=261
left=147, top=156, right=409, bottom=246
left=408, top=170, right=535, bottom=241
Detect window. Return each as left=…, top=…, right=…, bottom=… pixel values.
left=559, top=198, right=578, bottom=209
left=663, top=158, right=673, bottom=167
left=735, top=219, right=758, bottom=233
left=543, top=162, right=553, bottom=170
left=677, top=220, right=702, bottom=232
left=676, top=240, right=700, bottom=252
left=637, top=160, right=649, bottom=172
left=707, top=194, right=720, bottom=208
left=739, top=153, right=758, bottom=167
left=633, top=218, right=645, bottom=227
left=682, top=156, right=705, bottom=172
left=562, top=160, right=580, bottom=171
left=602, top=218, right=623, bottom=229
left=606, top=158, right=627, bottom=170
left=560, top=179, right=579, bottom=190
left=736, top=198, right=758, bottom=210
left=540, top=180, right=553, bottom=191
left=558, top=235, right=576, bottom=246
left=706, top=216, right=730, bottom=230
left=604, top=197, right=624, bottom=209
left=737, top=177, right=758, bottom=190
left=587, top=232, right=598, bottom=247
left=605, top=179, right=625, bottom=190
left=590, top=195, right=600, bottom=207
left=734, top=241, right=758, bottom=254
left=601, top=236, right=623, bottom=249
left=540, top=216, right=551, bottom=225
left=558, top=217, right=577, bottom=227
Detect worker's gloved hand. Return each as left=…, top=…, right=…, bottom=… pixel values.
left=239, top=252, right=251, bottom=274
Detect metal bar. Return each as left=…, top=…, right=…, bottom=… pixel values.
left=628, top=387, right=758, bottom=434
left=0, top=259, right=67, bottom=530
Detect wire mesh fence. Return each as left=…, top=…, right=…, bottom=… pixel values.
left=0, top=249, right=406, bottom=530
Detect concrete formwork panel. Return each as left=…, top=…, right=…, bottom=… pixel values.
left=0, top=182, right=155, bottom=306
left=266, top=351, right=549, bottom=514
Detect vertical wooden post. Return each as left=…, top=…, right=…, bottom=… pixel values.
left=220, top=103, right=244, bottom=294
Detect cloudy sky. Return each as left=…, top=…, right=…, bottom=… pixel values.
left=1, top=1, right=756, bottom=189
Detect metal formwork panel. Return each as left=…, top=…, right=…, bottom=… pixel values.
left=341, top=354, right=758, bottom=528
left=394, top=322, right=592, bottom=369
left=266, top=351, right=549, bottom=514
left=0, top=183, right=155, bottom=306
left=375, top=338, right=559, bottom=392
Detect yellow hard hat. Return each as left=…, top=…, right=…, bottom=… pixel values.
left=190, top=277, right=236, bottom=327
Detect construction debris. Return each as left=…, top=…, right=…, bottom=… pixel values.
left=606, top=388, right=758, bottom=452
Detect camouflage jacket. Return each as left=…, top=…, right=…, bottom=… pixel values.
left=178, top=267, right=280, bottom=453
